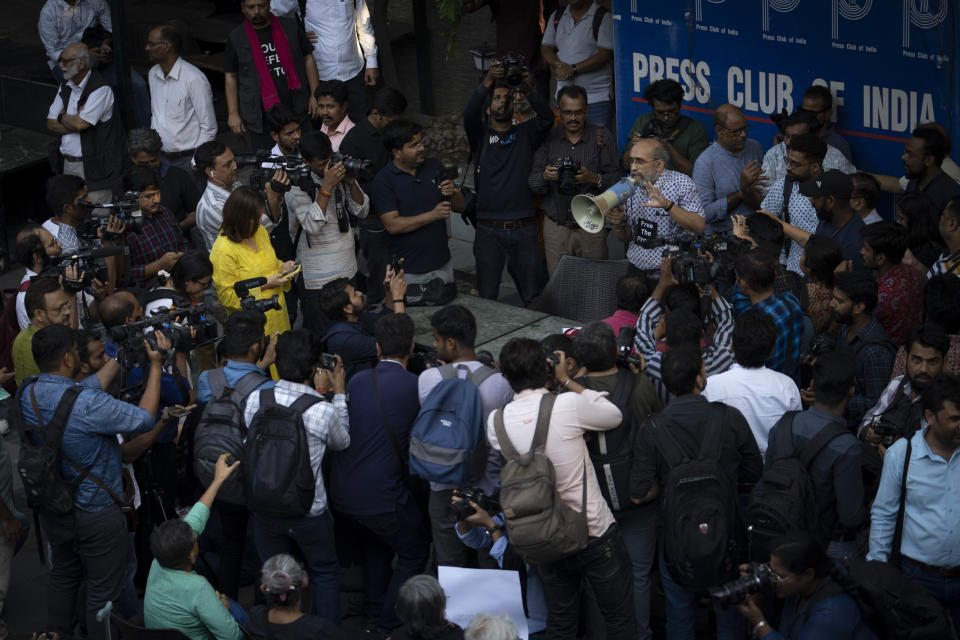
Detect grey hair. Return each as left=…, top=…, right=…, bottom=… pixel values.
left=73, top=43, right=92, bottom=62
left=648, top=138, right=670, bottom=164
left=395, top=575, right=449, bottom=637
left=127, top=128, right=163, bottom=157
left=465, top=613, right=518, bottom=640
left=260, top=553, right=307, bottom=608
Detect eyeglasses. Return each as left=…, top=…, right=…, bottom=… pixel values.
left=785, top=158, right=813, bottom=168
left=57, top=56, right=79, bottom=65
left=766, top=565, right=790, bottom=583
left=407, top=139, right=426, bottom=149
left=145, top=40, right=169, bottom=48
left=628, top=157, right=654, bottom=166
left=721, top=124, right=749, bottom=136
left=559, top=109, right=586, bottom=118
left=51, top=301, right=74, bottom=315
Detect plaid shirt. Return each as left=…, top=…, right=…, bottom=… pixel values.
left=243, top=380, right=350, bottom=516
left=635, top=295, right=734, bottom=405
left=624, top=169, right=705, bottom=270
left=736, top=291, right=803, bottom=377
left=838, top=318, right=895, bottom=430
left=126, top=206, right=189, bottom=285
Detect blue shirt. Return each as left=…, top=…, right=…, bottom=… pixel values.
left=768, top=580, right=866, bottom=640
left=732, top=290, right=803, bottom=377
left=20, top=374, right=155, bottom=511
left=692, top=139, right=765, bottom=234
left=815, top=214, right=865, bottom=270
left=196, top=360, right=274, bottom=405
left=368, top=158, right=451, bottom=274
left=868, top=427, right=960, bottom=567
left=322, top=309, right=388, bottom=380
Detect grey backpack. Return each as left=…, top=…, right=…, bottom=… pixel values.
left=493, top=393, right=589, bottom=565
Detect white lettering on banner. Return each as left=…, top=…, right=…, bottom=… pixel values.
left=632, top=53, right=711, bottom=103
left=862, top=85, right=936, bottom=133
left=726, top=66, right=793, bottom=115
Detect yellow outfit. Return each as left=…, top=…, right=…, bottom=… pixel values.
left=209, top=225, right=291, bottom=338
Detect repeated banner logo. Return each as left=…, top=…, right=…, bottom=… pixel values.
left=612, top=0, right=958, bottom=175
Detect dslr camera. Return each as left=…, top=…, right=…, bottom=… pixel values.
left=616, top=326, right=642, bottom=370
left=78, top=192, right=144, bottom=239
left=434, top=165, right=459, bottom=198
left=709, top=562, right=771, bottom=608
left=554, top=157, right=581, bottom=195
left=329, top=152, right=371, bottom=177
left=452, top=487, right=501, bottom=520
left=638, top=117, right=668, bottom=140
left=316, top=353, right=338, bottom=371
left=870, top=416, right=905, bottom=448
left=234, top=278, right=282, bottom=315
left=665, top=233, right=713, bottom=287
left=237, top=152, right=313, bottom=194
left=700, top=233, right=751, bottom=290
left=495, top=52, right=527, bottom=86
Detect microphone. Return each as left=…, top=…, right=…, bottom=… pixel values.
left=60, top=245, right=124, bottom=260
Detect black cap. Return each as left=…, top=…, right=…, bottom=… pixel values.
left=799, top=169, right=854, bottom=199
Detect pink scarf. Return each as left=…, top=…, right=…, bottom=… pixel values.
left=244, top=14, right=302, bottom=112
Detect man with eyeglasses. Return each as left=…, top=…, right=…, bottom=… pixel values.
left=529, top=84, right=620, bottom=273
left=46, top=42, right=125, bottom=202
left=799, top=85, right=853, bottom=164
left=607, top=137, right=705, bottom=274
left=146, top=24, right=217, bottom=172
left=758, top=134, right=828, bottom=274
left=628, top=79, right=709, bottom=175
left=13, top=278, right=77, bottom=386
left=760, top=110, right=856, bottom=195
left=692, top=104, right=766, bottom=234
left=38, top=0, right=112, bottom=82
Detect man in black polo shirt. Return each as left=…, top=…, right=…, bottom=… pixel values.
left=902, top=123, right=960, bottom=213
left=369, top=119, right=465, bottom=305
left=464, top=62, right=553, bottom=304
left=341, top=86, right=408, bottom=307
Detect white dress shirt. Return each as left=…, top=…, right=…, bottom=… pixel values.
left=38, top=0, right=112, bottom=68
left=47, top=70, right=114, bottom=157
left=703, top=363, right=802, bottom=458
left=303, top=0, right=378, bottom=80
left=16, top=270, right=37, bottom=331
left=148, top=57, right=217, bottom=153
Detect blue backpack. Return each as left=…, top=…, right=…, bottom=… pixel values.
left=409, top=364, right=497, bottom=484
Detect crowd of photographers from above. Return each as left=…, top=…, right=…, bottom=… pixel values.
left=6, top=0, right=960, bottom=639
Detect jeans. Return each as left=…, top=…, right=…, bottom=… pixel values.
left=826, top=539, right=858, bottom=562
left=342, top=495, right=429, bottom=629
left=537, top=524, right=637, bottom=640
left=252, top=509, right=341, bottom=623
left=658, top=550, right=744, bottom=640
left=358, top=223, right=388, bottom=307
left=211, top=500, right=249, bottom=600
left=616, top=505, right=658, bottom=640
left=587, top=101, right=613, bottom=133
left=473, top=223, right=548, bottom=305
left=899, top=558, right=960, bottom=634
left=115, top=532, right=140, bottom=619
left=40, top=505, right=129, bottom=640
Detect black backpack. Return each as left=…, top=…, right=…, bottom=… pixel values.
left=12, top=379, right=84, bottom=514
left=650, top=405, right=740, bottom=590
left=580, top=369, right=639, bottom=512
left=193, top=369, right=270, bottom=505
left=744, top=412, right=847, bottom=561
left=241, top=388, right=322, bottom=518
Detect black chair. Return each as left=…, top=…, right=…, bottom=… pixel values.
left=108, top=613, right=191, bottom=640
left=529, top=255, right=631, bottom=322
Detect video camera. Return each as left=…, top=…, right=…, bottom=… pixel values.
left=664, top=233, right=713, bottom=287
left=616, top=326, right=643, bottom=370
left=709, top=562, right=771, bottom=608
left=233, top=277, right=282, bottom=315
left=495, top=52, right=527, bottom=86
left=237, top=152, right=313, bottom=194
left=78, top=192, right=144, bottom=239
left=452, top=487, right=501, bottom=520
left=51, top=246, right=120, bottom=292
left=108, top=303, right=217, bottom=355
left=554, top=157, right=582, bottom=195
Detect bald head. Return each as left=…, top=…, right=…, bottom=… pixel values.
left=714, top=104, right=748, bottom=153
left=100, top=291, right=142, bottom=330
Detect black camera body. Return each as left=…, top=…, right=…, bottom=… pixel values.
left=496, top=52, right=527, bottom=86
left=710, top=562, right=771, bottom=608
left=329, top=152, right=371, bottom=176
left=476, top=350, right=495, bottom=368
left=870, top=417, right=904, bottom=448
left=242, top=154, right=313, bottom=194
left=639, top=118, right=666, bottom=139
left=616, top=326, right=642, bottom=370
left=666, top=248, right=713, bottom=286
left=407, top=346, right=440, bottom=375
left=317, top=353, right=338, bottom=371
left=452, top=487, right=501, bottom=520
left=78, top=192, right=144, bottom=239
left=53, top=251, right=110, bottom=293
left=233, top=277, right=282, bottom=315
left=700, top=233, right=751, bottom=290
left=554, top=157, right=582, bottom=195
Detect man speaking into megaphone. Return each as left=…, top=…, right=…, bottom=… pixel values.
left=607, top=138, right=706, bottom=275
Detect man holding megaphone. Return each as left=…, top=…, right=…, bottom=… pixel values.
left=605, top=137, right=705, bottom=274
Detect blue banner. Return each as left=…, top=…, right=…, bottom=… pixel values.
left=612, top=0, right=959, bottom=176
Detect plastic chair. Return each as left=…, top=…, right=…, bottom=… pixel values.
left=529, top=255, right=631, bottom=323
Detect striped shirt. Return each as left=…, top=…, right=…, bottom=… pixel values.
left=634, top=295, right=734, bottom=405
left=760, top=175, right=820, bottom=275
left=925, top=250, right=960, bottom=281
left=196, top=180, right=274, bottom=252
left=624, top=169, right=705, bottom=270
left=243, top=380, right=351, bottom=517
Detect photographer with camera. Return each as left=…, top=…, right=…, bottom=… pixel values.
left=730, top=531, right=866, bottom=639
left=120, top=165, right=190, bottom=288
left=629, top=346, right=761, bottom=640
left=860, top=323, right=948, bottom=450
left=529, top=84, right=620, bottom=274
left=463, top=59, right=552, bottom=304
left=210, top=187, right=297, bottom=338
left=541, top=0, right=613, bottom=129
left=628, top=79, right=709, bottom=175
left=285, top=130, right=369, bottom=335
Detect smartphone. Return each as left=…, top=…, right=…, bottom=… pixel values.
left=281, top=263, right=302, bottom=280
left=167, top=406, right=190, bottom=418
left=390, top=255, right=403, bottom=275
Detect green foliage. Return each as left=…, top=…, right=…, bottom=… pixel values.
left=434, top=0, right=464, bottom=58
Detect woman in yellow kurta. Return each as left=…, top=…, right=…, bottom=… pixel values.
left=209, top=186, right=294, bottom=338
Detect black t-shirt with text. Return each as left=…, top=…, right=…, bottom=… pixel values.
left=224, top=23, right=313, bottom=109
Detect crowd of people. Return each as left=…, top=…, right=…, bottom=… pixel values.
left=4, top=0, right=959, bottom=639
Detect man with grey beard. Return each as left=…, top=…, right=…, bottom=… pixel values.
left=606, top=137, right=705, bottom=275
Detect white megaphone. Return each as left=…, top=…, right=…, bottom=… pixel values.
left=571, top=177, right=638, bottom=234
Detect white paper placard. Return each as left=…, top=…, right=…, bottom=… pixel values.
left=437, top=566, right=529, bottom=639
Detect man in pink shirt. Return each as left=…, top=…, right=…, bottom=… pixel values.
left=603, top=274, right=648, bottom=335
left=315, top=79, right=354, bottom=152
left=487, top=337, right=637, bottom=639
